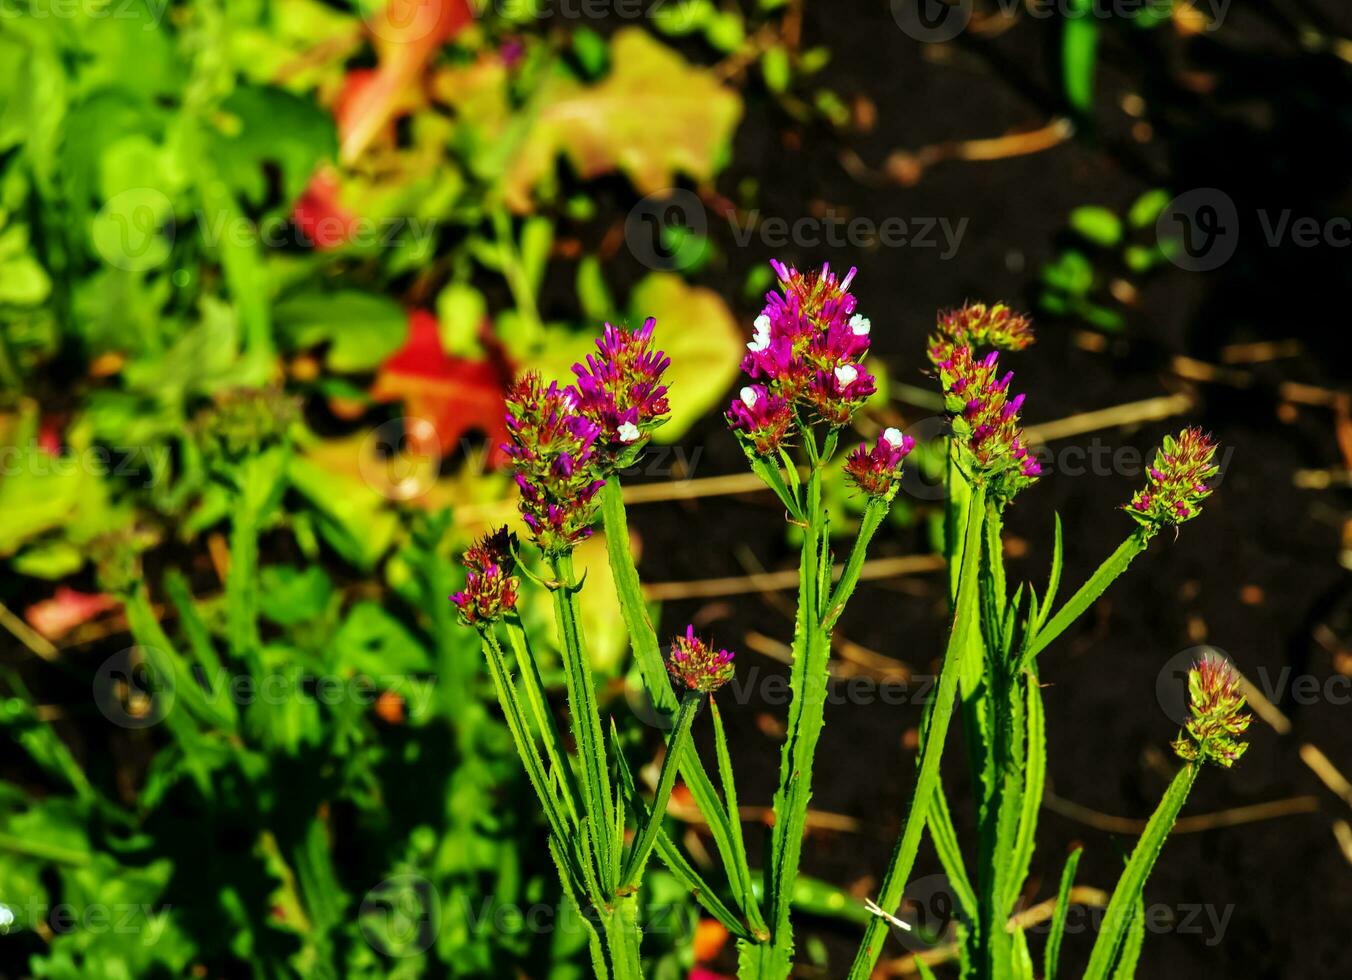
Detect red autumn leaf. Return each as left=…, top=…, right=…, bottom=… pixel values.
left=369, top=310, right=513, bottom=467
left=292, top=0, right=475, bottom=248
left=343, top=0, right=475, bottom=163
left=26, top=587, right=119, bottom=641
left=293, top=167, right=357, bottom=251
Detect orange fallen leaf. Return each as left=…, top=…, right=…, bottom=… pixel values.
left=25, top=587, right=119, bottom=641
left=369, top=310, right=513, bottom=466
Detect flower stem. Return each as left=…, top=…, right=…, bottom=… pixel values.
left=765, top=460, right=829, bottom=969
left=848, top=487, right=987, bottom=979
left=1022, top=529, right=1151, bottom=665
left=600, top=479, right=770, bottom=936
left=822, top=494, right=890, bottom=631
left=1082, top=764, right=1199, bottom=980
left=550, top=551, right=619, bottom=891
left=620, top=692, right=701, bottom=891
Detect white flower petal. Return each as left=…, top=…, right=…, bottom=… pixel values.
left=617, top=422, right=641, bottom=444
left=834, top=364, right=858, bottom=387
left=882, top=427, right=905, bottom=449
left=849, top=314, right=871, bottom=336
left=739, top=386, right=759, bottom=409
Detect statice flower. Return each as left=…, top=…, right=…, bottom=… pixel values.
left=725, top=384, right=795, bottom=456
left=666, top=625, right=736, bottom=694
left=1172, top=652, right=1251, bottom=768
left=503, top=372, right=606, bottom=553
left=927, top=302, right=1034, bottom=367
left=451, top=527, right=520, bottom=625
left=734, top=259, right=876, bottom=429
left=935, top=345, right=1041, bottom=499
left=571, top=317, right=671, bottom=460
left=844, top=427, right=916, bottom=498
left=1126, top=428, right=1220, bottom=530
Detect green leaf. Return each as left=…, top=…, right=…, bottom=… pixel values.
left=1111, top=899, right=1146, bottom=979
left=1083, top=766, right=1199, bottom=980
left=330, top=602, right=429, bottom=677
left=1045, top=847, right=1083, bottom=980
left=1069, top=205, right=1123, bottom=247
left=762, top=46, right=791, bottom=94
left=1127, top=189, right=1172, bottom=229
left=258, top=565, right=334, bottom=627
left=207, top=85, right=338, bottom=211
left=1062, top=2, right=1100, bottom=114
left=435, top=282, right=488, bottom=357
left=274, top=290, right=409, bottom=372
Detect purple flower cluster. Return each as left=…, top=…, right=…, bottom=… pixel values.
left=451, top=527, right=520, bottom=625
left=844, top=427, right=916, bottom=498
left=927, top=302, right=1034, bottom=368
left=935, top=345, right=1041, bottom=499
left=730, top=260, right=876, bottom=448
left=1127, top=428, right=1220, bottom=528
left=1172, top=651, right=1251, bottom=768
left=503, top=372, right=606, bottom=553
left=666, top=625, right=736, bottom=694
left=571, top=317, right=671, bottom=456
left=725, top=384, right=795, bottom=457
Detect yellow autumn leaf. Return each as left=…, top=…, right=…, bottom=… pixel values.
left=504, top=28, right=742, bottom=212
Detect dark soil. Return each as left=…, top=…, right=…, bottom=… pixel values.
left=617, top=2, right=1352, bottom=976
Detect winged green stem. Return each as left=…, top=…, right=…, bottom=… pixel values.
left=848, top=486, right=986, bottom=979
left=619, top=692, right=701, bottom=892
left=549, top=552, right=619, bottom=891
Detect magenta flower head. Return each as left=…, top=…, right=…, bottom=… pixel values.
left=726, top=384, right=795, bottom=457
left=935, top=345, right=1041, bottom=500
left=451, top=527, right=520, bottom=626
left=1172, top=651, right=1251, bottom=768
left=666, top=625, right=736, bottom=695
left=1126, top=428, right=1220, bottom=532
left=928, top=302, right=1034, bottom=368
left=571, top=317, right=671, bottom=463
left=844, top=427, right=915, bottom=499
left=503, top=372, right=606, bottom=554
left=734, top=259, right=875, bottom=431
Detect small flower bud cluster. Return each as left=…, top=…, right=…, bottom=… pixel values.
left=725, top=384, right=795, bottom=456
left=1172, top=652, right=1251, bottom=768
left=729, top=260, right=876, bottom=451
left=571, top=317, right=671, bottom=458
left=927, top=303, right=1034, bottom=367
left=935, top=345, right=1041, bottom=499
left=1127, top=428, right=1220, bottom=529
left=844, top=427, right=916, bottom=498
left=666, top=625, right=736, bottom=694
left=451, top=527, right=520, bottom=625
left=503, top=373, right=606, bottom=553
